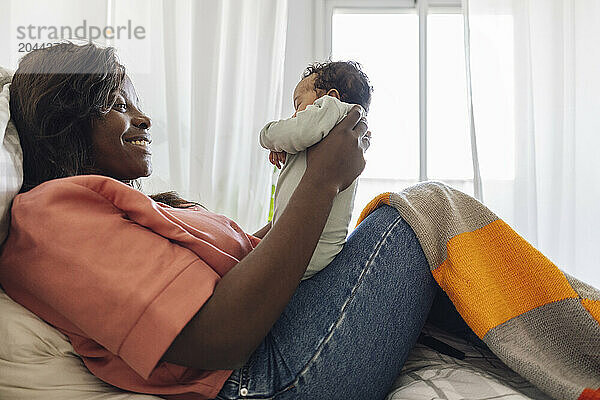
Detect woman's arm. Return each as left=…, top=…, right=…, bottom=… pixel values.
left=161, top=106, right=367, bottom=370
left=252, top=221, right=272, bottom=239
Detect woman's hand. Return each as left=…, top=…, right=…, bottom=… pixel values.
left=305, top=105, right=369, bottom=193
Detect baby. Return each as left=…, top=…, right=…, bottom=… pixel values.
left=259, top=61, right=373, bottom=280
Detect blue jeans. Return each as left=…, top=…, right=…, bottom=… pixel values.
left=215, top=205, right=437, bottom=400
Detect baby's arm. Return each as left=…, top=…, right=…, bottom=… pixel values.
left=259, top=96, right=353, bottom=154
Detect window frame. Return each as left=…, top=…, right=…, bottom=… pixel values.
left=315, top=0, right=467, bottom=185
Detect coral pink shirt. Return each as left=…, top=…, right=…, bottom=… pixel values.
left=0, top=175, right=261, bottom=399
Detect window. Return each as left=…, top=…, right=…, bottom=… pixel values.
left=426, top=13, right=470, bottom=180
left=323, top=0, right=515, bottom=226
left=332, top=13, right=419, bottom=181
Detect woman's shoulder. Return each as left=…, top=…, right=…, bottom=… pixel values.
left=12, top=175, right=151, bottom=217
left=22, top=175, right=136, bottom=193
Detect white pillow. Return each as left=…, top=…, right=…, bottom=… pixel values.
left=0, top=67, right=162, bottom=399
left=0, top=66, right=23, bottom=244
left=0, top=288, right=162, bottom=399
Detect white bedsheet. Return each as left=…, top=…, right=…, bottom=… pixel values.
left=0, top=288, right=160, bottom=400
left=1, top=286, right=553, bottom=400
left=386, top=324, right=552, bottom=400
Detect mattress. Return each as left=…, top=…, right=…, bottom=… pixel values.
left=1, top=287, right=551, bottom=400
left=386, top=324, right=552, bottom=400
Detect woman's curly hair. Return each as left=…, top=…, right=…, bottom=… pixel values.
left=10, top=42, right=126, bottom=193
left=10, top=42, right=197, bottom=208
left=302, top=60, right=373, bottom=113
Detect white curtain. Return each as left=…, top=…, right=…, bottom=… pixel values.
left=111, top=0, right=288, bottom=232
left=464, top=0, right=600, bottom=288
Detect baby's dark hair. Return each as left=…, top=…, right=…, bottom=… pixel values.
left=302, top=60, right=373, bottom=113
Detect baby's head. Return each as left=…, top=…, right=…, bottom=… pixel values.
left=293, top=60, right=373, bottom=116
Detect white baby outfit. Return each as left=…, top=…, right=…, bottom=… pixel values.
left=259, top=95, right=358, bottom=280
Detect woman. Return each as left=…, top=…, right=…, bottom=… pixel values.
left=0, top=43, right=442, bottom=399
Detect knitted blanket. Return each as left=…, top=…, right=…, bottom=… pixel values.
left=356, top=182, right=600, bottom=400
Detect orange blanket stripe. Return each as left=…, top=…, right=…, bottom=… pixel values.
left=355, top=193, right=390, bottom=228
left=579, top=388, right=600, bottom=400
left=432, top=219, right=578, bottom=338
left=581, top=299, right=600, bottom=325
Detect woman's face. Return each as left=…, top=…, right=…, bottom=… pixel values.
left=90, top=76, right=153, bottom=181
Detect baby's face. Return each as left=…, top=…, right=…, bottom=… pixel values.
left=292, top=75, right=322, bottom=117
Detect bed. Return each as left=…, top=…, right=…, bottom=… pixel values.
left=0, top=286, right=552, bottom=400
left=0, top=66, right=553, bottom=400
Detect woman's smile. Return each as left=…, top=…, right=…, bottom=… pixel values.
left=123, top=135, right=152, bottom=153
